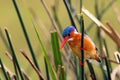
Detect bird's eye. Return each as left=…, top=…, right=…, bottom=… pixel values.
left=95, top=47, right=98, bottom=51
left=68, top=34, right=70, bottom=36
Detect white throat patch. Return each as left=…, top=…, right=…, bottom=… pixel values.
left=74, top=31, right=78, bottom=34
left=68, top=38, right=74, bottom=41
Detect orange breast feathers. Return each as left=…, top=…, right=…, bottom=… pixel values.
left=68, top=32, right=96, bottom=52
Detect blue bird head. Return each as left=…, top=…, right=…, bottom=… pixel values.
left=62, top=26, right=76, bottom=38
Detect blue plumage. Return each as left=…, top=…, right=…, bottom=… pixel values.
left=62, top=26, right=76, bottom=38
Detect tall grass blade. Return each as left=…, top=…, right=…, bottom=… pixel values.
left=94, top=1, right=108, bottom=79
left=51, top=31, right=66, bottom=80
left=63, top=0, right=77, bottom=31
left=51, top=31, right=63, bottom=68
left=80, top=0, right=82, bottom=13
left=0, top=59, right=9, bottom=80
left=103, top=39, right=112, bottom=80
left=5, top=28, right=25, bottom=80
left=86, top=60, right=97, bottom=80
left=5, top=51, right=21, bottom=80
left=12, top=0, right=40, bottom=70
left=33, top=22, right=57, bottom=80
left=6, top=72, right=11, bottom=80
left=0, top=27, right=10, bottom=52
left=73, top=56, right=81, bottom=80
left=44, top=57, right=50, bottom=80
left=67, top=1, right=82, bottom=31
left=80, top=14, right=85, bottom=80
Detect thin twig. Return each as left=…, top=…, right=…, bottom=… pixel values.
left=108, top=59, right=120, bottom=64
left=100, top=54, right=120, bottom=64
left=20, top=50, right=45, bottom=80
left=21, top=69, right=31, bottom=80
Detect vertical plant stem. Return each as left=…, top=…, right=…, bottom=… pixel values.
left=94, top=1, right=108, bottom=80
left=5, top=28, right=25, bottom=80
left=86, top=60, right=97, bottom=80
left=103, top=39, right=112, bottom=80
left=0, top=59, right=9, bottom=80
left=44, top=57, right=50, bottom=80
left=80, top=0, right=82, bottom=13
left=51, top=32, right=63, bottom=68
left=0, top=27, right=10, bottom=52
left=12, top=0, right=40, bottom=71
left=51, top=31, right=65, bottom=80
left=63, top=0, right=77, bottom=31
left=80, top=14, right=84, bottom=80
left=74, top=56, right=80, bottom=80
left=5, top=52, right=20, bottom=80
left=33, top=22, right=57, bottom=80
left=13, top=59, right=19, bottom=80
left=103, top=38, right=112, bottom=71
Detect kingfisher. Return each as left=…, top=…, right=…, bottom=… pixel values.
left=60, top=26, right=101, bottom=63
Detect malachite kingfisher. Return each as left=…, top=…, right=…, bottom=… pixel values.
left=60, top=26, right=101, bottom=63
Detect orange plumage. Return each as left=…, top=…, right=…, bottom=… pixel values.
left=60, top=26, right=101, bottom=63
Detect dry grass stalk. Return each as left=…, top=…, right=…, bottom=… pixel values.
left=5, top=51, right=31, bottom=80
left=56, top=65, right=65, bottom=80
left=21, top=69, right=31, bottom=80
left=100, top=48, right=119, bottom=64
left=111, top=65, right=120, bottom=80
left=82, top=8, right=120, bottom=48
left=41, top=0, right=62, bottom=41
left=114, top=51, right=120, bottom=63
left=41, top=0, right=70, bottom=60
left=106, top=22, right=120, bottom=48
left=5, top=52, right=13, bottom=60
left=108, top=59, right=120, bottom=64
left=0, top=64, right=16, bottom=79
left=57, top=65, right=61, bottom=80
left=20, top=50, right=45, bottom=80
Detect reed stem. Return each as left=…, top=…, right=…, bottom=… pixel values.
left=12, top=0, right=40, bottom=71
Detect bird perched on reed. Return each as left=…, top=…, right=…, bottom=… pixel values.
left=60, top=26, right=101, bottom=63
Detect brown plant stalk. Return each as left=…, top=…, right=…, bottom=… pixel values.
left=20, top=50, right=45, bottom=80
left=0, top=63, right=16, bottom=79
left=5, top=51, right=31, bottom=80
left=82, top=8, right=120, bottom=48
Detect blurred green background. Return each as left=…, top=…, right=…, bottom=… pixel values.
left=0, top=0, right=120, bottom=80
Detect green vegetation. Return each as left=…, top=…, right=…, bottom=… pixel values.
left=0, top=0, right=120, bottom=80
